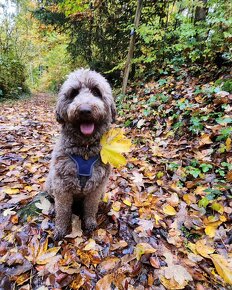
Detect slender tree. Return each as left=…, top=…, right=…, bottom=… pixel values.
left=122, top=0, right=143, bottom=94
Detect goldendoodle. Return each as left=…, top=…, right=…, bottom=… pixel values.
left=45, top=69, right=116, bottom=240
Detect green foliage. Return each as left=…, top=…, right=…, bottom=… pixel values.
left=0, top=1, right=29, bottom=99
left=200, top=163, right=213, bottom=173
left=33, top=40, right=72, bottom=92
left=31, top=0, right=231, bottom=84
left=1, top=0, right=231, bottom=93
left=216, top=127, right=232, bottom=141
left=221, top=79, right=232, bottom=93
left=0, top=54, right=28, bottom=99
left=34, top=0, right=136, bottom=82
left=198, top=188, right=224, bottom=208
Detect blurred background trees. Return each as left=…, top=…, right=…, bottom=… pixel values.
left=0, top=0, right=231, bottom=99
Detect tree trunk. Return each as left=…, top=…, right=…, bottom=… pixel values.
left=194, top=0, right=208, bottom=23
left=122, top=0, right=143, bottom=94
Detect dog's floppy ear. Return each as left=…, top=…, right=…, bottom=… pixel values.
left=55, top=110, right=64, bottom=124
left=111, top=103, right=117, bottom=123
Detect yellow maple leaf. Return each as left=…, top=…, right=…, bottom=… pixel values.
left=37, top=247, right=61, bottom=265
left=100, top=128, right=131, bottom=168
left=210, top=254, right=232, bottom=284
left=27, top=237, right=60, bottom=265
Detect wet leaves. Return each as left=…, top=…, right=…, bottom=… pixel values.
left=0, top=70, right=232, bottom=290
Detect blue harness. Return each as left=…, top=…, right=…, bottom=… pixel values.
left=69, top=154, right=99, bottom=177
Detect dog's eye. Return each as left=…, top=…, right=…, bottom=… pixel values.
left=69, top=88, right=79, bottom=99
left=91, top=87, right=102, bottom=98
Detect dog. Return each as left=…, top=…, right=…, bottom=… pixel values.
left=45, top=69, right=116, bottom=240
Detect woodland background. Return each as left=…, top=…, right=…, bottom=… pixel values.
left=0, top=0, right=231, bottom=97
left=0, top=0, right=232, bottom=289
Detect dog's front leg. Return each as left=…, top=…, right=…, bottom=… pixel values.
left=83, top=189, right=102, bottom=232
left=54, top=193, right=73, bottom=240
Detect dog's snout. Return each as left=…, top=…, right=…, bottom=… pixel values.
left=79, top=105, right=92, bottom=115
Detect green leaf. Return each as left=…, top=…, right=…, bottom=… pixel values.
left=198, top=197, right=209, bottom=208
left=216, top=117, right=232, bottom=125
left=200, top=163, right=213, bottom=173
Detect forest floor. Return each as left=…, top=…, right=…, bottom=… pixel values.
left=0, top=67, right=232, bottom=289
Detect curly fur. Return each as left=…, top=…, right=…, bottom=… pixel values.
left=45, top=69, right=116, bottom=240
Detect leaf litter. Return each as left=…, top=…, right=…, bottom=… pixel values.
left=0, top=69, right=232, bottom=290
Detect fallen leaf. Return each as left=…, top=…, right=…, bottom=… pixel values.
left=26, top=237, right=60, bottom=265
left=183, top=193, right=196, bottom=205
left=110, top=240, right=128, bottom=251
left=137, top=119, right=145, bottom=128
left=35, top=196, right=51, bottom=215
left=150, top=257, right=160, bottom=268
left=226, top=137, right=231, bottom=152
left=123, top=199, right=132, bottom=206
left=210, top=254, right=232, bottom=284
left=96, top=274, right=113, bottom=290
left=134, top=243, right=156, bottom=260
left=160, top=275, right=189, bottom=290
left=37, top=247, right=61, bottom=265
left=131, top=170, right=144, bottom=190
left=138, top=219, right=154, bottom=231
left=199, top=134, right=213, bottom=146
left=163, top=204, right=177, bottom=216
left=3, top=208, right=16, bottom=216
left=3, top=188, right=20, bottom=195
left=83, top=239, right=96, bottom=251
left=195, top=239, right=215, bottom=258
left=205, top=225, right=217, bottom=238
left=166, top=192, right=179, bottom=207
left=112, top=201, right=121, bottom=212
left=164, top=264, right=193, bottom=285
left=99, top=257, right=120, bottom=272
left=160, top=252, right=193, bottom=289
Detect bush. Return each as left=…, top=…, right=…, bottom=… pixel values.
left=0, top=53, right=29, bottom=99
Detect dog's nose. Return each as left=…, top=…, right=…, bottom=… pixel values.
left=79, top=105, right=92, bottom=115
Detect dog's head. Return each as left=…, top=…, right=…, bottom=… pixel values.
left=56, top=69, right=116, bottom=137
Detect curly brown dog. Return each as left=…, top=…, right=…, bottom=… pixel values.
left=45, top=69, right=116, bottom=240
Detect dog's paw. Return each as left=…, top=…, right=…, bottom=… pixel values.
left=84, top=218, right=97, bottom=233
left=54, top=226, right=69, bottom=241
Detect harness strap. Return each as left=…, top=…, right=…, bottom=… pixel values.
left=68, top=154, right=99, bottom=188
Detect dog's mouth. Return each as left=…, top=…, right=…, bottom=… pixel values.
left=80, top=122, right=95, bottom=136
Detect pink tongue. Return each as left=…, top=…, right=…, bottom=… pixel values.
left=80, top=123, right=95, bottom=135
